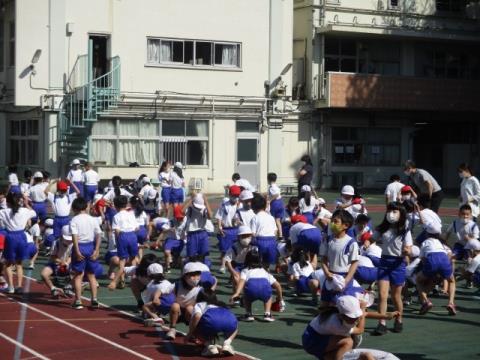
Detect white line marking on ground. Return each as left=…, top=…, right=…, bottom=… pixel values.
left=0, top=331, right=51, bottom=360
left=14, top=269, right=32, bottom=360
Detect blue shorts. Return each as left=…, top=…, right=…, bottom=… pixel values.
left=117, top=231, right=139, bottom=260
left=44, top=233, right=56, bottom=248
left=164, top=238, right=184, bottom=255
left=355, top=266, right=378, bottom=284
left=4, top=230, right=28, bottom=262
left=320, top=272, right=356, bottom=303
left=136, top=226, right=148, bottom=245
left=27, top=242, right=38, bottom=259
left=423, top=252, right=452, bottom=279
left=296, top=275, right=312, bottom=294
left=53, top=216, right=70, bottom=239
left=161, top=187, right=171, bottom=203
left=302, top=325, right=331, bottom=359
left=282, top=222, right=291, bottom=241
left=217, top=227, right=238, bottom=253
left=105, top=207, right=117, bottom=225
left=104, top=250, right=118, bottom=264
left=270, top=199, right=285, bottom=220
left=473, top=272, right=480, bottom=287
left=9, top=185, right=21, bottom=194
left=452, top=242, right=467, bottom=260
left=186, top=230, right=209, bottom=257
left=303, top=212, right=314, bottom=225
left=169, top=188, right=184, bottom=204
left=71, top=242, right=98, bottom=274
left=155, top=293, right=175, bottom=315
left=252, top=236, right=277, bottom=265
left=84, top=185, right=98, bottom=202
left=200, top=271, right=217, bottom=288
left=70, top=181, right=84, bottom=197
left=197, top=307, right=238, bottom=339
left=367, top=255, right=381, bottom=267
left=378, top=256, right=406, bottom=286
left=297, top=228, right=322, bottom=254
left=245, top=278, right=272, bottom=303
left=32, top=201, right=47, bottom=222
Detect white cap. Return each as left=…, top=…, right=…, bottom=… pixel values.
left=147, top=263, right=163, bottom=275
left=183, top=262, right=204, bottom=274
left=341, top=185, right=355, bottom=196
left=192, top=193, right=205, bottom=210
left=61, top=225, right=72, bottom=241
left=337, top=295, right=363, bottom=318
left=71, top=159, right=80, bottom=165
left=147, top=188, right=158, bottom=200
left=423, top=221, right=442, bottom=235
left=465, top=239, right=480, bottom=251
left=44, top=218, right=54, bottom=227
left=142, top=177, right=151, bottom=184
left=325, top=274, right=345, bottom=292
left=301, top=184, right=312, bottom=192
left=269, top=186, right=281, bottom=196
left=355, top=290, right=375, bottom=308
left=410, top=245, right=420, bottom=258
left=33, top=171, right=43, bottom=179
left=155, top=218, right=171, bottom=231
left=238, top=225, right=253, bottom=236
left=239, top=190, right=253, bottom=201
left=174, top=162, right=183, bottom=168
left=317, top=197, right=326, bottom=205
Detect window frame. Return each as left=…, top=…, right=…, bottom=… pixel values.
left=8, top=118, right=40, bottom=166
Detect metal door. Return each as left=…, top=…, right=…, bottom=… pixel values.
left=235, top=136, right=259, bottom=190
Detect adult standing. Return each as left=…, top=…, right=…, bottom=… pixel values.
left=297, top=155, right=313, bottom=197
left=458, top=163, right=480, bottom=221
left=403, top=160, right=443, bottom=213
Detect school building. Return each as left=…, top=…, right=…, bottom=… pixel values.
left=293, top=0, right=480, bottom=190
left=0, top=0, right=310, bottom=193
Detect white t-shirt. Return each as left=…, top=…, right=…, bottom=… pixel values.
left=268, top=184, right=281, bottom=200
left=460, top=176, right=480, bottom=217
left=103, top=188, right=133, bottom=202
left=250, top=211, right=277, bottom=237
left=67, top=169, right=84, bottom=183
left=240, top=268, right=276, bottom=285
left=447, top=219, right=479, bottom=246
left=159, top=171, right=171, bottom=188
left=141, top=279, right=175, bottom=304
left=309, top=313, right=353, bottom=336
left=406, top=257, right=421, bottom=284
left=310, top=269, right=326, bottom=284
left=316, top=207, right=332, bottom=221
left=466, top=254, right=480, bottom=274
left=357, top=255, right=375, bottom=268
left=289, top=222, right=317, bottom=245
left=47, top=192, right=76, bottom=217
left=0, top=207, right=36, bottom=231
left=52, top=239, right=73, bottom=262
left=235, top=178, right=256, bottom=192
left=193, top=302, right=219, bottom=317
left=29, top=223, right=41, bottom=239
left=420, top=238, right=449, bottom=256
left=29, top=183, right=48, bottom=202
left=20, top=183, right=30, bottom=194
left=8, top=173, right=19, bottom=186
left=361, top=243, right=382, bottom=259
left=70, top=213, right=102, bottom=243
left=135, top=211, right=149, bottom=227
left=290, top=261, right=314, bottom=278
left=234, top=207, right=256, bottom=229
left=225, top=243, right=251, bottom=264
left=420, top=209, right=442, bottom=232
left=124, top=265, right=149, bottom=285
left=25, top=231, right=34, bottom=244
left=215, top=200, right=238, bottom=228
left=373, top=229, right=412, bottom=257
left=83, top=169, right=100, bottom=186
left=384, top=181, right=404, bottom=203
left=175, top=281, right=201, bottom=308
left=170, top=172, right=184, bottom=189
left=299, top=197, right=318, bottom=214
left=186, top=207, right=208, bottom=232
left=112, top=210, right=138, bottom=232
left=319, top=235, right=359, bottom=273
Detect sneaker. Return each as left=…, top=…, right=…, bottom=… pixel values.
left=392, top=320, right=403, bottom=333
left=90, top=299, right=100, bottom=308
left=27, top=264, right=35, bottom=270
left=201, top=344, right=219, bottom=357
left=144, top=318, right=165, bottom=327
left=466, top=280, right=473, bottom=289
left=64, top=288, right=75, bottom=298
left=72, top=300, right=84, bottom=310
left=241, top=313, right=255, bottom=322
left=419, top=301, right=433, bottom=315
left=352, top=334, right=363, bottom=349
left=14, top=287, right=23, bottom=295
left=6, top=287, right=15, bottom=294
left=165, top=328, right=176, bottom=340
left=218, top=267, right=226, bottom=274
left=222, top=343, right=235, bottom=356
left=118, top=279, right=126, bottom=289
left=51, top=288, right=60, bottom=298
left=279, top=300, right=286, bottom=312
left=263, top=313, right=275, bottom=322
left=446, top=303, right=457, bottom=316
left=373, top=323, right=388, bottom=336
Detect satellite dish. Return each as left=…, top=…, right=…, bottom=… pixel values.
left=280, top=63, right=292, bottom=76
left=31, top=49, right=42, bottom=64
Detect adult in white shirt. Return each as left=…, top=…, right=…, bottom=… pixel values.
left=384, top=174, right=404, bottom=206
left=83, top=162, right=100, bottom=203
left=67, top=159, right=84, bottom=198
left=458, top=163, right=480, bottom=220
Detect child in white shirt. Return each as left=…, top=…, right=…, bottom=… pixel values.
left=142, top=263, right=175, bottom=326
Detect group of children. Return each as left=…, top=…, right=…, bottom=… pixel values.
left=1, top=162, right=479, bottom=359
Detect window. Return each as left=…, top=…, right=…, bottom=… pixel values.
left=389, top=0, right=399, bottom=8
left=147, top=38, right=241, bottom=68
left=332, top=127, right=401, bottom=166
left=436, top=0, right=465, bottom=12
left=90, top=119, right=209, bottom=166
left=324, top=38, right=358, bottom=73
left=359, top=41, right=401, bottom=76
left=9, top=119, right=39, bottom=165
left=236, top=121, right=258, bottom=133
left=8, top=21, right=14, bottom=66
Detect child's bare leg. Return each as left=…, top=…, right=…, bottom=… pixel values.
left=15, top=262, right=24, bottom=288
left=5, top=263, right=14, bottom=289
left=41, top=267, right=55, bottom=290
left=87, top=272, right=98, bottom=299
left=447, top=276, right=456, bottom=305
left=73, top=272, right=84, bottom=301
left=264, top=298, right=273, bottom=313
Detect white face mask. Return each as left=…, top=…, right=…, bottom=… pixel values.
left=386, top=211, right=400, bottom=224
left=239, top=237, right=252, bottom=247
left=402, top=194, right=411, bottom=201
left=186, top=277, right=200, bottom=287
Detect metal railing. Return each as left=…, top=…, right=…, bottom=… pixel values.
left=66, top=54, right=88, bottom=91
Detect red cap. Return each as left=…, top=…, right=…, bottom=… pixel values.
left=401, top=185, right=412, bottom=193
left=352, top=198, right=362, bottom=205
left=291, top=215, right=308, bottom=224
left=174, top=205, right=185, bottom=220
left=229, top=185, right=241, bottom=197
left=57, top=181, right=68, bottom=192
left=359, top=232, right=372, bottom=243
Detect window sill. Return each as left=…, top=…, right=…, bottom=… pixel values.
left=145, top=63, right=243, bottom=72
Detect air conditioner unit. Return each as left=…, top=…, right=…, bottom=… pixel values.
left=41, top=95, right=63, bottom=111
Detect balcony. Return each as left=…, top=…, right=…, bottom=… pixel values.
left=318, top=72, right=480, bottom=112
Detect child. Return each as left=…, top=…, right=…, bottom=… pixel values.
left=130, top=196, right=149, bottom=258
left=70, top=197, right=102, bottom=309
left=352, top=214, right=372, bottom=246
left=282, top=197, right=300, bottom=241
left=108, top=195, right=139, bottom=290
left=299, top=185, right=318, bottom=224
left=233, top=190, right=255, bottom=228
left=7, top=164, right=20, bottom=194
left=267, top=173, right=284, bottom=239
left=105, top=232, right=121, bottom=282
left=186, top=286, right=238, bottom=356
left=170, top=162, right=185, bottom=207
left=319, top=209, right=359, bottom=305
left=400, top=185, right=417, bottom=203
left=163, top=217, right=186, bottom=273
left=359, top=233, right=382, bottom=267
left=158, top=161, right=172, bottom=217
left=67, top=159, right=84, bottom=197
left=124, top=253, right=159, bottom=311
left=45, top=179, right=77, bottom=239
left=313, top=198, right=332, bottom=233
left=29, top=171, right=48, bottom=222
left=0, top=192, right=37, bottom=293
left=354, top=255, right=378, bottom=287
left=216, top=185, right=241, bottom=273
left=461, top=239, right=480, bottom=287
left=445, top=204, right=479, bottom=261
left=414, top=194, right=442, bottom=245
left=372, top=202, right=412, bottom=336
left=103, top=176, right=133, bottom=225
left=384, top=174, right=404, bottom=206
left=41, top=225, right=73, bottom=297
left=289, top=247, right=315, bottom=296
left=83, top=162, right=100, bottom=202
left=224, top=225, right=255, bottom=293
left=232, top=173, right=256, bottom=192
left=143, top=188, right=161, bottom=219
left=335, top=185, right=367, bottom=220
left=26, top=219, right=41, bottom=269
left=151, top=216, right=171, bottom=249
left=289, top=214, right=322, bottom=268
left=184, top=193, right=212, bottom=260
left=42, top=218, right=56, bottom=252
left=230, top=249, right=284, bottom=322
left=142, top=263, right=175, bottom=326
left=165, top=262, right=204, bottom=340
left=250, top=194, right=278, bottom=267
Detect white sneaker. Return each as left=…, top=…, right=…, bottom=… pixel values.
left=201, top=344, right=219, bottom=357
left=222, top=343, right=235, bottom=355
left=279, top=300, right=286, bottom=312
left=263, top=313, right=275, bottom=322
left=218, top=267, right=226, bottom=274
left=7, top=287, right=14, bottom=294
left=165, top=328, right=176, bottom=340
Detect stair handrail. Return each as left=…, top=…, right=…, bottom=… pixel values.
left=66, top=54, right=88, bottom=92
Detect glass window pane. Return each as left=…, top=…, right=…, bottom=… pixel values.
left=215, top=44, right=239, bottom=66
left=162, top=120, right=185, bottom=136
left=325, top=38, right=339, bottom=55
left=9, top=139, right=19, bottom=163
left=139, top=141, right=159, bottom=165
left=237, top=139, right=257, bottom=162
left=28, top=119, right=38, bottom=135
left=139, top=119, right=159, bottom=137
left=187, top=140, right=208, bottom=165
left=118, top=119, right=139, bottom=136
left=92, top=119, right=116, bottom=135
left=325, top=57, right=339, bottom=72
left=11, top=120, right=19, bottom=135
left=147, top=39, right=160, bottom=63
left=20, top=120, right=26, bottom=136
left=340, top=58, right=356, bottom=72
left=118, top=141, right=140, bottom=165
left=184, top=41, right=194, bottom=65
left=186, top=120, right=208, bottom=137
left=172, top=41, right=183, bottom=62
left=196, top=42, right=212, bottom=65
left=341, top=39, right=357, bottom=56
left=160, top=40, right=173, bottom=62
left=236, top=121, right=258, bottom=133
left=27, top=140, right=38, bottom=164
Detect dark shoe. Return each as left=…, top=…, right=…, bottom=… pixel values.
left=419, top=301, right=433, bottom=315
left=90, top=299, right=99, bottom=308
left=392, top=320, right=403, bottom=333
left=72, top=300, right=84, bottom=310
left=373, top=323, right=388, bottom=336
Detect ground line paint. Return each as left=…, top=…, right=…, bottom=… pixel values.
left=14, top=269, right=32, bottom=360
left=0, top=331, right=51, bottom=360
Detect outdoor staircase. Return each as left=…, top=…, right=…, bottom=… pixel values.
left=59, top=55, right=120, bottom=164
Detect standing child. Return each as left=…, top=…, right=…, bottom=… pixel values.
left=170, top=162, right=185, bottom=208
left=414, top=194, right=442, bottom=245
left=299, top=185, right=318, bottom=224
left=130, top=196, right=149, bottom=259
left=26, top=219, right=41, bottom=269
left=233, top=190, right=255, bottom=229
left=384, top=174, right=404, bottom=206
left=29, top=171, right=48, bottom=222
left=83, top=162, right=100, bottom=203
left=70, top=197, right=102, bottom=309
left=250, top=194, right=278, bottom=267
left=7, top=164, right=20, bottom=194
left=267, top=173, right=285, bottom=239
left=158, top=161, right=172, bottom=217
left=45, top=179, right=77, bottom=239
left=67, top=159, right=84, bottom=197
left=184, top=193, right=212, bottom=260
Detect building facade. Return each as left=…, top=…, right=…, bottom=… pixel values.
left=0, top=0, right=308, bottom=193
left=294, top=0, right=480, bottom=190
